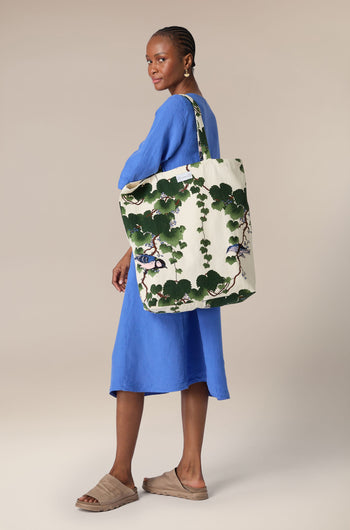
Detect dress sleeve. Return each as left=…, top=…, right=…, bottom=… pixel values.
left=118, top=95, right=188, bottom=190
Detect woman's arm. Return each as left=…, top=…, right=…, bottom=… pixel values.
left=118, top=95, right=188, bottom=189
left=112, top=246, right=132, bottom=292
left=113, top=97, right=191, bottom=292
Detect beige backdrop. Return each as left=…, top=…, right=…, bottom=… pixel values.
left=1, top=1, right=349, bottom=529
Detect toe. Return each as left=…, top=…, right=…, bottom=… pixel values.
left=78, top=494, right=88, bottom=502
left=78, top=494, right=98, bottom=503
left=87, top=496, right=98, bottom=503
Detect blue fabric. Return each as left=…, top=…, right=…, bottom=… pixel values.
left=110, top=93, right=230, bottom=400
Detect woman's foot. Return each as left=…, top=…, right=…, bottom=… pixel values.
left=175, top=466, right=206, bottom=488
left=144, top=465, right=206, bottom=489
left=142, top=468, right=208, bottom=500
left=77, top=470, right=135, bottom=504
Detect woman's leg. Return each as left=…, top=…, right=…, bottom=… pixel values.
left=176, top=382, right=209, bottom=488
left=78, top=390, right=144, bottom=503
left=143, top=381, right=209, bottom=488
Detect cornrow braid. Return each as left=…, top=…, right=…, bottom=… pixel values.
left=152, top=26, right=196, bottom=68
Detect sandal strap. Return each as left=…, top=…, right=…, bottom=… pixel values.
left=148, top=468, right=207, bottom=493
left=85, top=474, right=136, bottom=504
left=173, top=469, right=208, bottom=493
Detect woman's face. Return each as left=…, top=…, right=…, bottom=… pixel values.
left=146, top=36, right=190, bottom=94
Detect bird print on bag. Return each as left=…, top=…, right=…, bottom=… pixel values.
left=135, top=254, right=167, bottom=270
left=226, top=243, right=250, bottom=258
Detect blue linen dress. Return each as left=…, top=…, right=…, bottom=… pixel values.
left=110, top=93, right=230, bottom=400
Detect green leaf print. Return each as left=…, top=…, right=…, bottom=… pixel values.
left=146, top=268, right=159, bottom=277
left=159, top=243, right=173, bottom=253
left=233, top=188, right=249, bottom=210
left=130, top=230, right=152, bottom=245
left=159, top=225, right=185, bottom=246
left=179, top=189, right=191, bottom=201
left=156, top=179, right=181, bottom=196
left=158, top=297, right=172, bottom=307
left=225, top=203, right=245, bottom=220
left=212, top=202, right=224, bottom=211
left=163, top=279, right=192, bottom=300
left=150, top=284, right=162, bottom=294
left=205, top=289, right=254, bottom=308
left=209, top=185, right=229, bottom=202
left=226, top=220, right=239, bottom=231
left=197, top=270, right=225, bottom=291
left=154, top=198, right=176, bottom=213
left=202, top=239, right=210, bottom=246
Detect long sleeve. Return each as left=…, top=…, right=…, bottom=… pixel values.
left=118, top=95, right=189, bottom=190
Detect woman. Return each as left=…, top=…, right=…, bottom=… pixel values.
left=76, top=26, right=230, bottom=512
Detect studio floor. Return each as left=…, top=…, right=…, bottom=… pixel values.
left=2, top=384, right=349, bottom=530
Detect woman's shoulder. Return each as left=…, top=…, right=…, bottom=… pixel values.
left=155, top=94, right=217, bottom=126
left=155, top=94, right=199, bottom=117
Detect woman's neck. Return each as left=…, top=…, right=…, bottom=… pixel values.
left=170, top=77, right=203, bottom=97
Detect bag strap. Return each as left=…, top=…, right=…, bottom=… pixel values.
left=180, top=94, right=212, bottom=160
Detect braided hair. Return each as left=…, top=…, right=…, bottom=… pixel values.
left=152, top=26, right=196, bottom=68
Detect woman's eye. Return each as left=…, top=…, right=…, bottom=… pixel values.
left=146, top=60, right=151, bottom=65
left=158, top=58, right=165, bottom=63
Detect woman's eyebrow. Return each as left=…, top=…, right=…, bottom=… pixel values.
left=145, top=52, right=167, bottom=58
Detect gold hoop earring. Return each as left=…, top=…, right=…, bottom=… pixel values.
left=184, top=69, right=190, bottom=78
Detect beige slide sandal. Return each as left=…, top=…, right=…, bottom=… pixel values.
left=75, top=473, right=139, bottom=512
left=142, top=468, right=208, bottom=500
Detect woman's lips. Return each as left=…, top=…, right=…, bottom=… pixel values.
left=152, top=78, right=162, bottom=84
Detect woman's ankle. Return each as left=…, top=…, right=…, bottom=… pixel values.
left=109, top=466, right=134, bottom=487
left=176, top=459, right=204, bottom=480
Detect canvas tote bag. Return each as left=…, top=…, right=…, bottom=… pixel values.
left=119, top=95, right=256, bottom=313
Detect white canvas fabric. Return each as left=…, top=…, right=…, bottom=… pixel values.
left=119, top=95, right=256, bottom=313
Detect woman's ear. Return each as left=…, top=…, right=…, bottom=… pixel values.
left=183, top=53, right=193, bottom=70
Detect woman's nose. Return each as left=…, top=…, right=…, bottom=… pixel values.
left=149, top=64, right=158, bottom=75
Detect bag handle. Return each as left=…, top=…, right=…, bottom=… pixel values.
left=180, top=94, right=212, bottom=161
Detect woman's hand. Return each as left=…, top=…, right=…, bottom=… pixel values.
left=112, top=247, right=132, bottom=292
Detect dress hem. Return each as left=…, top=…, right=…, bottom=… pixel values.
left=109, top=377, right=230, bottom=401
